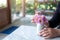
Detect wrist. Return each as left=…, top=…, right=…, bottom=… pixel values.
left=57, top=29, right=60, bottom=36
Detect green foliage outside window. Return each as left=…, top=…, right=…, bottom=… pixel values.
left=26, top=2, right=57, bottom=15
left=38, top=3, right=57, bottom=11
left=26, top=3, right=35, bottom=15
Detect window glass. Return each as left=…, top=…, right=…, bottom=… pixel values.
left=0, top=0, right=7, bottom=8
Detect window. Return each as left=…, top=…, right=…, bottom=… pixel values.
left=0, top=0, right=7, bottom=8
left=37, top=2, right=57, bottom=16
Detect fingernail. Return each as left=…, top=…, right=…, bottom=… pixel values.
left=43, top=34, right=46, bottom=37
left=44, top=28, right=47, bottom=29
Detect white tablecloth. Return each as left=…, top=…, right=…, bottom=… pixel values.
left=3, top=25, right=60, bottom=40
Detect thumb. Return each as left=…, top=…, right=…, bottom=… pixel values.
left=44, top=22, right=49, bottom=28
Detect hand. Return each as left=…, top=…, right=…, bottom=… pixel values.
left=39, top=28, right=60, bottom=39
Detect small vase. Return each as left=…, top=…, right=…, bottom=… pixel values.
left=36, top=23, right=44, bottom=35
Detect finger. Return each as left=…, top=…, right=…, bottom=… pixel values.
left=40, top=28, right=48, bottom=34
left=42, top=28, right=48, bottom=31
left=44, top=33, right=52, bottom=39
left=42, top=28, right=48, bottom=32
left=40, top=29, right=48, bottom=36
left=44, top=35, right=51, bottom=39
left=39, top=30, right=44, bottom=36
left=42, top=33, right=49, bottom=37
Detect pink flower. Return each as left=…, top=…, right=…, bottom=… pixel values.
left=32, top=14, right=48, bottom=24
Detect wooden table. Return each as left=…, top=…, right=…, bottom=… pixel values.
left=3, top=25, right=60, bottom=40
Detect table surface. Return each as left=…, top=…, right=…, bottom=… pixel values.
left=3, top=25, right=60, bottom=40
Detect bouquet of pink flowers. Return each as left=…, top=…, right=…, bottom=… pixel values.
left=31, top=12, right=48, bottom=25
left=31, top=11, right=48, bottom=34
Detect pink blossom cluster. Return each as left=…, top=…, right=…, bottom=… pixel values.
left=32, top=13, right=48, bottom=24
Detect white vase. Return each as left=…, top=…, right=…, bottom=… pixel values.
left=37, top=23, right=44, bottom=35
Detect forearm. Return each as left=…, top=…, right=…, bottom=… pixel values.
left=49, top=2, right=60, bottom=28
left=57, top=29, right=60, bottom=36
left=48, top=13, right=60, bottom=28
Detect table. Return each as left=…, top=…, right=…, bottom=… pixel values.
left=3, top=25, right=60, bottom=40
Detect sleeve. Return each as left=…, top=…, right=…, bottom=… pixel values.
left=49, top=2, right=60, bottom=28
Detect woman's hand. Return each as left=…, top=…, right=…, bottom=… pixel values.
left=39, top=28, right=60, bottom=39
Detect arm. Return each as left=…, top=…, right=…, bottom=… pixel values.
left=49, top=2, right=60, bottom=28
